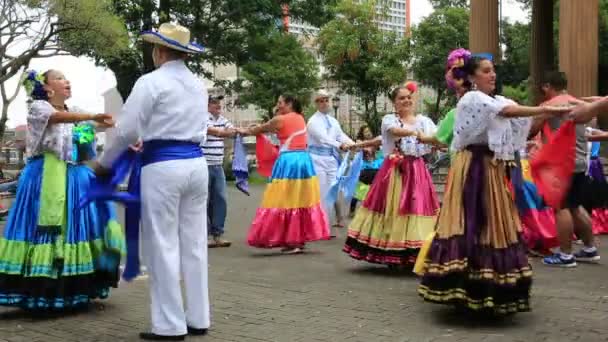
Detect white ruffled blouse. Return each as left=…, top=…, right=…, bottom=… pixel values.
left=381, top=113, right=437, bottom=157
left=450, top=91, right=532, bottom=161
left=27, top=100, right=75, bottom=162
left=26, top=100, right=96, bottom=163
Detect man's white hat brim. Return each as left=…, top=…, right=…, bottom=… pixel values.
left=141, top=31, right=204, bottom=54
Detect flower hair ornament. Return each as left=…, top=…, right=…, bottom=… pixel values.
left=445, top=48, right=472, bottom=91
left=404, top=81, right=418, bottom=94
left=22, top=70, right=48, bottom=100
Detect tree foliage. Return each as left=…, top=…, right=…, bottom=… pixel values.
left=499, top=20, right=530, bottom=88
left=317, top=0, right=410, bottom=134
left=429, top=0, right=468, bottom=8
left=0, top=0, right=128, bottom=139
left=101, top=0, right=337, bottom=100
left=238, top=32, right=319, bottom=121
left=410, top=7, right=468, bottom=121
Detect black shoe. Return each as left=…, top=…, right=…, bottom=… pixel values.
left=139, top=332, right=186, bottom=341
left=187, top=326, right=208, bottom=336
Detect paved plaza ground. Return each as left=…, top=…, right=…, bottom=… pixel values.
left=1, top=186, right=608, bottom=342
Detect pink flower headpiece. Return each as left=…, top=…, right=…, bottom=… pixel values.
left=445, top=48, right=471, bottom=91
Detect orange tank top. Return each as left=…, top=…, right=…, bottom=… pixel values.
left=277, top=113, right=308, bottom=150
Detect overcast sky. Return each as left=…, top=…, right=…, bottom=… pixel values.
left=3, top=0, right=529, bottom=128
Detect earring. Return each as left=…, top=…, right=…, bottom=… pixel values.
left=471, top=83, right=478, bottom=91
left=47, top=89, right=55, bottom=98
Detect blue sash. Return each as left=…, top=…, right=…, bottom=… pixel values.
left=79, top=140, right=203, bottom=281
left=308, top=145, right=341, bottom=164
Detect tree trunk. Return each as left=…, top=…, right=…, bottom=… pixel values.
left=142, top=0, right=156, bottom=73
left=0, top=105, right=9, bottom=144
left=433, top=89, right=443, bottom=122
left=159, top=0, right=171, bottom=22
left=530, top=0, right=554, bottom=105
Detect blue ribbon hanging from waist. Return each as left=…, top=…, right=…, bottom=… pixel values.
left=78, top=140, right=203, bottom=281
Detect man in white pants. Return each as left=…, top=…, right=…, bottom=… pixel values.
left=96, top=23, right=210, bottom=341
left=307, top=90, right=354, bottom=237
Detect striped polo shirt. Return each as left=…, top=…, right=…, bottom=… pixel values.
left=202, top=114, right=234, bottom=166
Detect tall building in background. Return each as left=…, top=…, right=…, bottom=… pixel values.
left=377, top=0, right=410, bottom=37
left=287, top=0, right=411, bottom=38
left=283, top=1, right=418, bottom=132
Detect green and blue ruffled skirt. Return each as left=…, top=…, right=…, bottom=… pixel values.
left=0, top=153, right=124, bottom=309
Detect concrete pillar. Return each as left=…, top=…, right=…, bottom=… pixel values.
left=530, top=0, right=554, bottom=105
left=559, top=0, right=599, bottom=97
left=469, top=0, right=499, bottom=62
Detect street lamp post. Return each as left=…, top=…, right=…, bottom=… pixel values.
left=332, top=96, right=340, bottom=118
left=349, top=106, right=356, bottom=136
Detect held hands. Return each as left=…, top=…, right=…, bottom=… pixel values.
left=235, top=127, right=251, bottom=136
left=339, top=143, right=353, bottom=152
left=93, top=113, right=115, bottom=128
left=224, top=127, right=238, bottom=137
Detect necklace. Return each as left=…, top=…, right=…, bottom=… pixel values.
left=51, top=103, right=66, bottom=111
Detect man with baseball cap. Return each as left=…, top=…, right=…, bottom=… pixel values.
left=307, top=90, right=354, bottom=237
left=96, top=23, right=211, bottom=340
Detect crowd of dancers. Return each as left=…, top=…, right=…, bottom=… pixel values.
left=0, top=21, right=608, bottom=340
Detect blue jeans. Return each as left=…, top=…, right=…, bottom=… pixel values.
left=207, top=165, right=227, bottom=237
left=0, top=181, right=17, bottom=193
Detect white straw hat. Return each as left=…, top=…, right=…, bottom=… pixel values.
left=140, top=23, right=204, bottom=54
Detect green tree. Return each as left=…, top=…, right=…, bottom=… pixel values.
left=429, top=0, right=468, bottom=8
left=98, top=0, right=337, bottom=100
left=499, top=20, right=531, bottom=88
left=502, top=0, right=607, bottom=100
left=238, top=32, right=319, bottom=121
left=410, top=7, right=468, bottom=121
left=317, top=0, right=410, bottom=134
left=502, top=83, right=529, bottom=105
left=0, top=0, right=127, bottom=139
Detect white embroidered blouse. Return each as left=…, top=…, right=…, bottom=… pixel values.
left=450, top=91, right=532, bottom=161
left=26, top=100, right=93, bottom=163
left=380, top=113, right=437, bottom=157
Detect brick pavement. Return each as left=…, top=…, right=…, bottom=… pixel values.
left=1, top=186, right=608, bottom=342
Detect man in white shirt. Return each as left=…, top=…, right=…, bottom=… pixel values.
left=95, top=23, right=210, bottom=341
left=307, top=90, right=354, bottom=237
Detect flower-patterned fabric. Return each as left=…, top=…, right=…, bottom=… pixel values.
left=451, top=91, right=531, bottom=161
left=381, top=113, right=437, bottom=157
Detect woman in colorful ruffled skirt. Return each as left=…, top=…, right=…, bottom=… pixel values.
left=0, top=70, right=123, bottom=310
left=515, top=144, right=558, bottom=255
left=344, top=82, right=439, bottom=267
left=418, top=55, right=569, bottom=314
left=243, top=95, right=330, bottom=254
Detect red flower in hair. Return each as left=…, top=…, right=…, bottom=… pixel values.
left=404, top=81, right=417, bottom=94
